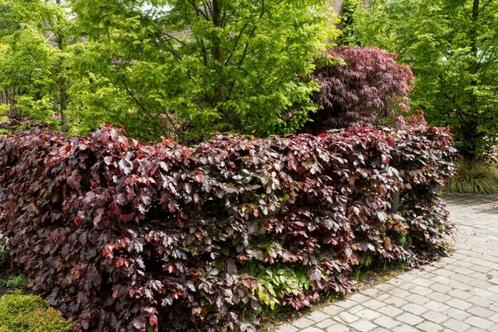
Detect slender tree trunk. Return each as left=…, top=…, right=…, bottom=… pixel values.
left=332, top=0, right=344, bottom=14
left=54, top=0, right=69, bottom=132
left=211, top=0, right=227, bottom=105
left=461, top=0, right=480, bottom=160
left=6, top=88, right=19, bottom=120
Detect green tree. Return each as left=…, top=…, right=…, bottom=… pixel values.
left=0, top=1, right=152, bottom=138
left=352, top=0, right=498, bottom=160
left=0, top=0, right=73, bottom=130
left=70, top=0, right=337, bottom=141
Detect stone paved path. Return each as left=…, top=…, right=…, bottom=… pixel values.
left=276, top=195, right=498, bottom=332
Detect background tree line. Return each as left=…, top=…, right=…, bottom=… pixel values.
left=0, top=0, right=496, bottom=164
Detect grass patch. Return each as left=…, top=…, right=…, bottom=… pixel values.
left=446, top=160, right=498, bottom=194
left=0, top=275, right=27, bottom=289
left=0, top=293, right=72, bottom=332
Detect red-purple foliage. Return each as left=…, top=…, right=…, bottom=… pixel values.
left=306, top=47, right=415, bottom=132
left=0, top=123, right=454, bottom=331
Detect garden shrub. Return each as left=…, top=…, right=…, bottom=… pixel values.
left=305, top=47, right=415, bottom=133
left=0, top=293, right=72, bottom=332
left=0, top=123, right=454, bottom=331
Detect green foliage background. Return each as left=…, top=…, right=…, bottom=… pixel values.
left=342, top=0, right=498, bottom=159
left=0, top=0, right=338, bottom=142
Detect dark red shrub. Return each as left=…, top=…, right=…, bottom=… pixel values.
left=305, top=47, right=415, bottom=133
left=0, top=123, right=454, bottom=331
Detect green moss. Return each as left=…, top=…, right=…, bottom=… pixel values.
left=446, top=160, right=498, bottom=194
left=0, top=294, right=72, bottom=332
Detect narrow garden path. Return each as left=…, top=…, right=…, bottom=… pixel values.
left=276, top=195, right=498, bottom=332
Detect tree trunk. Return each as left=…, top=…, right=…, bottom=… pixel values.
left=462, top=0, right=480, bottom=160
left=54, top=0, right=69, bottom=132
left=211, top=0, right=227, bottom=105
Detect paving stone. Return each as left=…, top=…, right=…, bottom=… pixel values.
left=446, top=298, right=472, bottom=310
left=397, top=274, right=417, bottom=282
left=305, top=311, right=329, bottom=323
left=402, top=303, right=428, bottom=315
left=431, top=283, right=453, bottom=293
left=362, top=299, right=385, bottom=310
left=465, top=316, right=494, bottom=329
left=434, top=268, right=454, bottom=277
left=292, top=317, right=315, bottom=329
left=337, top=311, right=359, bottom=324
left=417, top=321, right=445, bottom=332
left=374, top=293, right=391, bottom=301
left=348, top=305, right=366, bottom=314
left=443, top=307, right=472, bottom=320
left=397, top=312, right=424, bottom=325
left=383, top=296, right=408, bottom=307
left=448, top=280, right=473, bottom=291
left=489, top=278, right=498, bottom=285
left=470, top=288, right=494, bottom=299
left=356, top=308, right=381, bottom=320
left=404, top=293, right=430, bottom=305
left=489, top=285, right=498, bottom=294
left=374, top=283, right=395, bottom=292
left=453, top=267, right=475, bottom=277
left=411, top=277, right=435, bottom=287
left=336, top=299, right=357, bottom=309
left=325, top=324, right=350, bottom=332
left=349, top=320, right=378, bottom=332
left=421, top=311, right=449, bottom=324
left=394, top=324, right=419, bottom=332
left=315, top=318, right=336, bottom=329
left=467, top=295, right=492, bottom=307
left=411, top=286, right=433, bottom=296
left=361, top=288, right=382, bottom=297
left=442, top=318, right=471, bottom=331
left=450, top=289, right=473, bottom=300
left=301, top=327, right=323, bottom=332
left=399, top=282, right=417, bottom=291
left=489, top=313, right=498, bottom=323
left=276, top=324, right=299, bottom=332
left=390, top=288, right=411, bottom=298
left=466, top=305, right=495, bottom=318
left=373, top=316, right=399, bottom=329
left=424, top=300, right=450, bottom=312
left=321, top=304, right=343, bottom=316
left=349, top=293, right=371, bottom=303
left=427, top=292, right=452, bottom=303
left=377, top=304, right=403, bottom=317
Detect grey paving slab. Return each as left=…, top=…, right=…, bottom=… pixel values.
left=275, top=195, right=498, bottom=331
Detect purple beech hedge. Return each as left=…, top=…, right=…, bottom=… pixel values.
left=0, top=122, right=455, bottom=331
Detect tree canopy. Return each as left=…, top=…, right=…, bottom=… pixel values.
left=0, top=0, right=337, bottom=141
